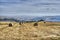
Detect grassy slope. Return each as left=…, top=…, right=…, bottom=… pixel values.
left=0, top=21, right=60, bottom=40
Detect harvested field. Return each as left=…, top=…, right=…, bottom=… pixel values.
left=0, top=21, right=60, bottom=40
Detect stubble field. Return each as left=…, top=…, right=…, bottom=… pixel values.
left=0, top=21, right=60, bottom=40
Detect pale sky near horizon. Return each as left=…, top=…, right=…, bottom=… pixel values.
left=0, top=0, right=60, bottom=16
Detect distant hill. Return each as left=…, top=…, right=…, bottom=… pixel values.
left=0, top=16, right=60, bottom=22
left=44, top=16, right=60, bottom=22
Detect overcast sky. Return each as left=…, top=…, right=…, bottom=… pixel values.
left=0, top=0, right=60, bottom=16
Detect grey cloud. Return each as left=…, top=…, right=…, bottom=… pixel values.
left=0, top=0, right=60, bottom=16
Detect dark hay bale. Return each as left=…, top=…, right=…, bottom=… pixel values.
left=19, top=22, right=24, bottom=25
left=8, top=23, right=12, bottom=27
left=19, top=22, right=22, bottom=25
left=44, top=22, right=46, bottom=23
left=34, top=23, right=38, bottom=26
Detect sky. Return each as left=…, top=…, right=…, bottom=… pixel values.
left=0, top=0, right=60, bottom=16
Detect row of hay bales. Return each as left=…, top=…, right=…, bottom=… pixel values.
left=8, top=21, right=46, bottom=27
left=8, top=22, right=38, bottom=27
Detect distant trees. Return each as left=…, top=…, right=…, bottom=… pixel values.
left=25, top=21, right=35, bottom=23
left=38, top=19, right=44, bottom=22
left=37, top=19, right=46, bottom=24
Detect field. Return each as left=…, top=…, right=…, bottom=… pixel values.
left=0, top=21, right=60, bottom=40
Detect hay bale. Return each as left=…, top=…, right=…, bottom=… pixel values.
left=19, top=21, right=24, bottom=25
left=44, top=22, right=46, bottom=23
left=8, top=23, right=12, bottom=27
left=34, top=23, right=38, bottom=26
left=19, top=22, right=22, bottom=25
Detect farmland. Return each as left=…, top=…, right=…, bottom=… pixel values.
left=0, top=21, right=60, bottom=40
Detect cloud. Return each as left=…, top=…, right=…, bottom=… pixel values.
left=0, top=0, right=60, bottom=16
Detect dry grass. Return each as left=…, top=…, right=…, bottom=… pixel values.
left=0, top=21, right=60, bottom=40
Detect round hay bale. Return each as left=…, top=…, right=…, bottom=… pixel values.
left=34, top=23, right=38, bottom=26
left=44, top=22, right=46, bottom=23
left=8, top=23, right=12, bottom=27
left=19, top=22, right=21, bottom=25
